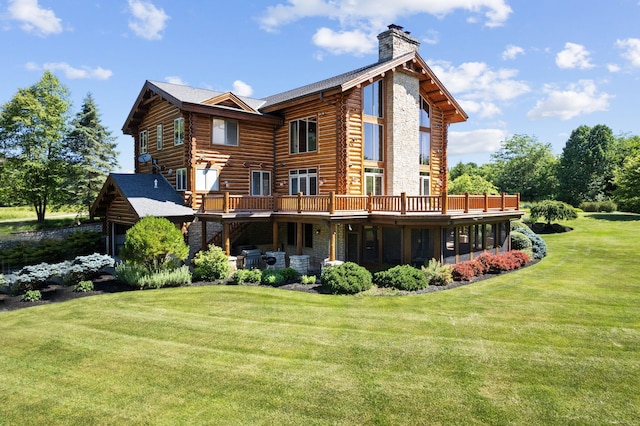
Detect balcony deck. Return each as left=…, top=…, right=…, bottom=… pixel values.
left=198, top=192, right=521, bottom=219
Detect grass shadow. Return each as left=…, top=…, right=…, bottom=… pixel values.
left=585, top=212, right=640, bottom=222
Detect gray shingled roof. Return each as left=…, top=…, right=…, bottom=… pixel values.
left=148, top=81, right=267, bottom=111
left=260, top=58, right=396, bottom=109
left=111, top=173, right=195, bottom=219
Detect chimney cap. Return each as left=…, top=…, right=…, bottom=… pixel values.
left=388, top=24, right=404, bottom=31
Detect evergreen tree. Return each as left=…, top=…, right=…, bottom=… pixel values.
left=0, top=71, right=73, bottom=221
left=66, top=93, right=119, bottom=218
left=557, top=124, right=616, bottom=206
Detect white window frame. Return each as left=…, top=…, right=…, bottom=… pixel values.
left=365, top=168, right=384, bottom=195
left=195, top=168, right=219, bottom=192
left=420, top=175, right=430, bottom=195
left=156, top=124, right=163, bottom=150
left=176, top=168, right=187, bottom=191
left=289, top=117, right=317, bottom=154
left=251, top=170, right=271, bottom=196
left=174, top=118, right=184, bottom=145
left=212, top=118, right=239, bottom=146
left=289, top=169, right=317, bottom=195
left=139, top=130, right=148, bottom=154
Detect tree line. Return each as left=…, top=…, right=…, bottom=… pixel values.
left=0, top=72, right=118, bottom=221
left=448, top=128, right=640, bottom=213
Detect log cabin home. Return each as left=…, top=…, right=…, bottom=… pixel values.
left=92, top=25, right=523, bottom=272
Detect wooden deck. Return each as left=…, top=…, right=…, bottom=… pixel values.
left=200, top=192, right=520, bottom=216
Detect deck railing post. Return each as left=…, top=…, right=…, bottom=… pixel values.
left=201, top=193, right=206, bottom=211
left=442, top=192, right=448, bottom=215
left=367, top=193, right=373, bottom=213
left=483, top=192, right=489, bottom=212
left=297, top=192, right=303, bottom=213
left=401, top=192, right=407, bottom=215
left=329, top=191, right=336, bottom=214
left=223, top=192, right=230, bottom=214
left=501, top=192, right=506, bottom=211
left=464, top=192, right=470, bottom=213
left=273, top=193, right=279, bottom=212
left=517, top=193, right=521, bottom=210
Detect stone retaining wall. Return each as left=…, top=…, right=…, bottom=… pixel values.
left=0, top=223, right=102, bottom=250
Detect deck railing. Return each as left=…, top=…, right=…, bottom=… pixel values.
left=201, top=192, right=520, bottom=215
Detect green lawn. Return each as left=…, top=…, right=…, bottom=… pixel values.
left=1, top=213, right=639, bottom=425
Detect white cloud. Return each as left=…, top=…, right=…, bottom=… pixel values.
left=232, top=80, right=253, bottom=97
left=26, top=62, right=112, bottom=80
left=556, top=42, right=594, bottom=69
left=259, top=0, right=512, bottom=33
left=527, top=80, right=612, bottom=120
left=616, top=38, right=640, bottom=67
left=127, top=0, right=169, bottom=41
left=430, top=60, right=530, bottom=102
left=165, top=76, right=186, bottom=85
left=502, top=44, right=524, bottom=60
left=312, top=27, right=376, bottom=56
left=607, top=64, right=621, bottom=73
left=448, top=128, right=506, bottom=155
left=458, top=100, right=501, bottom=119
left=8, top=0, right=62, bottom=36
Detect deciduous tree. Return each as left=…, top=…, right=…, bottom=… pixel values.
left=613, top=154, right=640, bottom=213
left=0, top=72, right=73, bottom=221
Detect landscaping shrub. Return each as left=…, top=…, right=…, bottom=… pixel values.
left=529, top=200, right=577, bottom=224
left=74, top=280, right=94, bottom=292
left=280, top=267, right=300, bottom=282
left=510, top=231, right=532, bottom=250
left=62, top=253, right=114, bottom=286
left=468, top=259, right=486, bottom=276
left=373, top=265, right=428, bottom=291
left=230, top=269, right=262, bottom=285
left=506, top=250, right=530, bottom=268
left=261, top=269, right=285, bottom=286
left=120, top=216, right=189, bottom=272
left=422, top=259, right=453, bottom=286
left=321, top=262, right=372, bottom=294
left=579, top=200, right=617, bottom=212
left=21, top=290, right=42, bottom=302
left=192, top=244, right=229, bottom=281
left=517, top=226, right=547, bottom=259
left=452, top=262, right=475, bottom=281
left=115, top=263, right=191, bottom=289
left=301, top=274, right=317, bottom=285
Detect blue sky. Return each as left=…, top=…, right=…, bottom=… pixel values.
left=1, top=0, right=639, bottom=173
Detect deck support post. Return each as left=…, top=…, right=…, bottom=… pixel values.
left=272, top=221, right=279, bottom=251
left=296, top=222, right=303, bottom=255
left=201, top=218, right=207, bottom=251
left=223, top=222, right=231, bottom=256
left=329, top=222, right=336, bottom=261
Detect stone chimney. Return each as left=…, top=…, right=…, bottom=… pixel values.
left=377, top=24, right=420, bottom=61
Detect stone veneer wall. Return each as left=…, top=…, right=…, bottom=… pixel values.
left=186, top=220, right=223, bottom=258
left=0, top=223, right=102, bottom=250
left=386, top=71, right=420, bottom=195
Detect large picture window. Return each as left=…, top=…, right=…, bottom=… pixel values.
left=420, top=96, right=430, bottom=128
left=364, top=123, right=383, bottom=161
left=174, top=118, right=184, bottom=145
left=290, top=117, right=317, bottom=153
left=212, top=118, right=238, bottom=146
left=363, top=80, right=383, bottom=117
left=176, top=168, right=187, bottom=191
left=139, top=130, right=148, bottom=154
left=251, top=171, right=271, bottom=196
left=420, top=131, right=430, bottom=165
left=289, top=169, right=317, bottom=195
left=195, top=168, right=219, bottom=191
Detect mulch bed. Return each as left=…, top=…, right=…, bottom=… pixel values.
left=1, top=261, right=538, bottom=313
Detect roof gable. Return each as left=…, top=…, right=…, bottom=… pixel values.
left=91, top=173, right=194, bottom=221
left=202, top=92, right=256, bottom=112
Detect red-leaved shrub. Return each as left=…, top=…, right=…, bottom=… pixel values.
left=452, top=262, right=475, bottom=281
left=507, top=250, right=530, bottom=267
